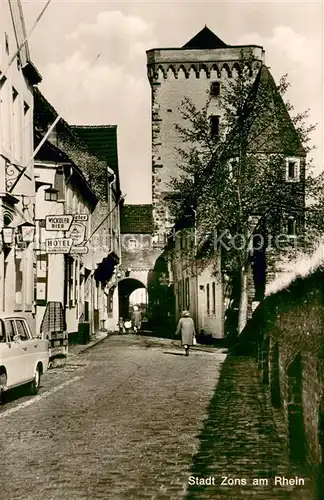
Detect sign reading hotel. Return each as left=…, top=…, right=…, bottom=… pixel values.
left=45, top=215, right=73, bottom=231
left=46, top=238, right=73, bottom=253
left=45, top=214, right=89, bottom=254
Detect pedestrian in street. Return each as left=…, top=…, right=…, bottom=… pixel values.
left=131, top=306, right=142, bottom=333
left=124, top=319, right=132, bottom=334
left=175, top=310, right=196, bottom=356
left=118, top=317, right=126, bottom=335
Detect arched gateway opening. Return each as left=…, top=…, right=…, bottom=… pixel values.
left=118, top=278, right=146, bottom=321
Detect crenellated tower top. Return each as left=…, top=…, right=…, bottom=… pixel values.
left=147, top=26, right=266, bottom=243
left=146, top=26, right=265, bottom=83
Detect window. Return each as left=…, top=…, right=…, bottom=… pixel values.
left=54, top=166, right=64, bottom=200
left=228, top=157, right=238, bottom=178
left=44, top=188, right=58, bottom=202
left=128, top=238, right=137, bottom=250
left=15, top=258, right=23, bottom=308
left=212, top=282, right=216, bottom=315
left=67, top=257, right=76, bottom=307
left=12, top=87, right=22, bottom=162
left=285, top=157, right=300, bottom=182
left=210, top=115, right=220, bottom=138
left=4, top=320, right=15, bottom=342
left=185, top=277, right=190, bottom=309
left=3, top=213, right=13, bottom=227
left=107, top=288, right=114, bottom=318
left=178, top=281, right=182, bottom=311
left=15, top=320, right=29, bottom=340
left=210, top=81, right=220, bottom=97
left=0, top=321, right=5, bottom=342
left=287, top=217, right=296, bottom=236
left=206, top=283, right=210, bottom=315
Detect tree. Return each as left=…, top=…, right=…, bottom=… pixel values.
left=169, top=53, right=323, bottom=339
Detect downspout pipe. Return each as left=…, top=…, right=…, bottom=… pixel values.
left=108, top=171, right=116, bottom=253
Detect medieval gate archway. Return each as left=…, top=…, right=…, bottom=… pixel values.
left=120, top=204, right=167, bottom=328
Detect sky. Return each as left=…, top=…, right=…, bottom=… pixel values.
left=22, top=0, right=323, bottom=204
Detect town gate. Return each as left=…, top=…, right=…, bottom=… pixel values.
left=119, top=204, right=170, bottom=326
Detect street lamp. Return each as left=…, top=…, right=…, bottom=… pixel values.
left=2, top=227, right=15, bottom=246
left=17, top=221, right=36, bottom=244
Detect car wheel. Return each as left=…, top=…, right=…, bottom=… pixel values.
left=29, top=366, right=41, bottom=395
left=0, top=372, right=7, bottom=405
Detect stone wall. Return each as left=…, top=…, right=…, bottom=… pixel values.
left=237, top=267, right=324, bottom=492
left=147, top=45, right=264, bottom=240
left=120, top=233, right=158, bottom=275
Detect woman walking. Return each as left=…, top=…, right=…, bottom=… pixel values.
left=175, top=310, right=196, bottom=356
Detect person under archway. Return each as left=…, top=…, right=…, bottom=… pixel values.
left=175, top=310, right=196, bottom=356
left=131, top=306, right=142, bottom=333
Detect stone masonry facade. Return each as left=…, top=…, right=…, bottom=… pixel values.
left=146, top=43, right=265, bottom=242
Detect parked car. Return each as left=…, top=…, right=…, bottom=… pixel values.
left=0, top=315, right=49, bottom=404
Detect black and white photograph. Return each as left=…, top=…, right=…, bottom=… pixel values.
left=0, top=0, right=323, bottom=498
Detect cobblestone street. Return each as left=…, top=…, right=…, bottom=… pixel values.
left=0, top=335, right=317, bottom=499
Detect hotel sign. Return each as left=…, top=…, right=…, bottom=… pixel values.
left=45, top=238, right=73, bottom=253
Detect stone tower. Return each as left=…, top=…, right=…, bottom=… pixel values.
left=146, top=26, right=265, bottom=244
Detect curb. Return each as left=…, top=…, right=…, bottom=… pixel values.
left=70, top=333, right=109, bottom=356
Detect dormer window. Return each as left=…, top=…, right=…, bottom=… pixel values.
left=210, top=81, right=220, bottom=97
left=44, top=188, right=58, bottom=202
left=285, top=157, right=300, bottom=182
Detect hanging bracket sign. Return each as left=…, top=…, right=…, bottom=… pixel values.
left=74, top=214, right=88, bottom=222
left=46, top=215, right=73, bottom=231
left=66, top=222, right=86, bottom=246
left=45, top=238, right=73, bottom=253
